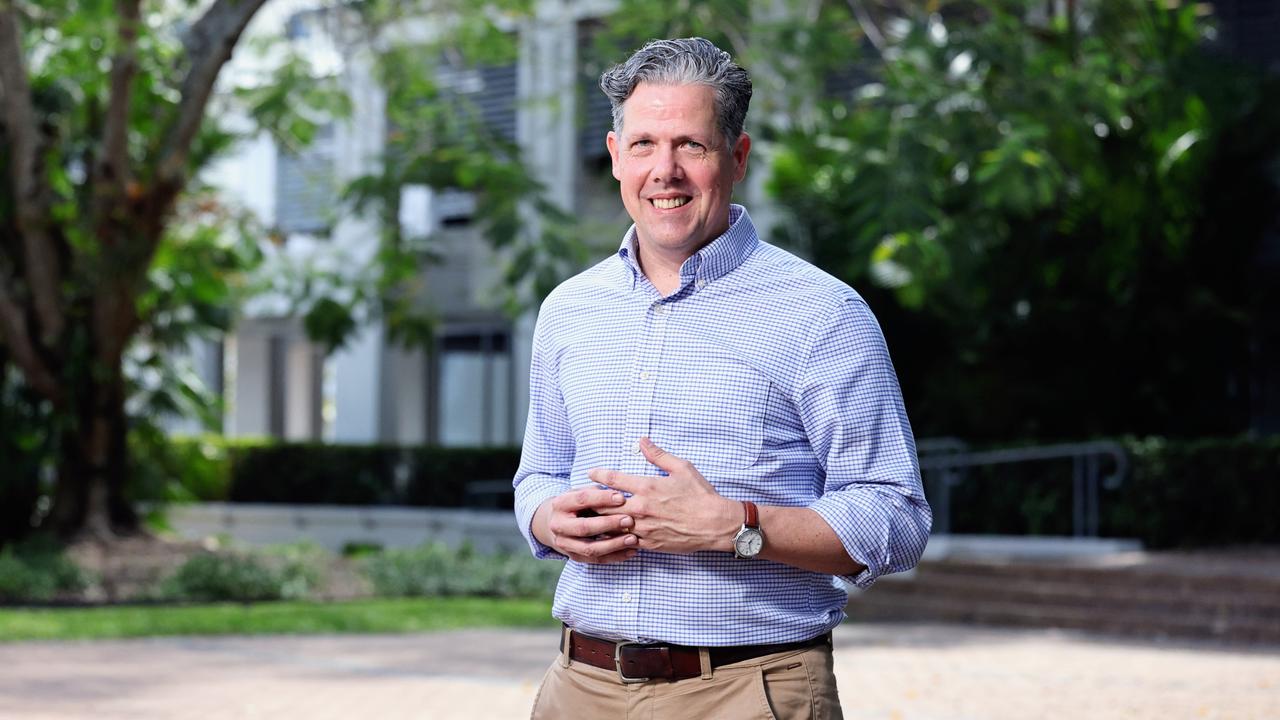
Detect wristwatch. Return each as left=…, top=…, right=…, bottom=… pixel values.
left=732, top=501, right=764, bottom=559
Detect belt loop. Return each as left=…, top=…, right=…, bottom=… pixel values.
left=699, top=647, right=713, bottom=680
left=559, top=626, right=573, bottom=668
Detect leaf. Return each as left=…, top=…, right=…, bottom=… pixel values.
left=1158, top=129, right=1201, bottom=176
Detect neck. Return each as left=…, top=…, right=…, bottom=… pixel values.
left=636, top=248, right=684, bottom=297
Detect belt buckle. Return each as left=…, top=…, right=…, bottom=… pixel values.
left=614, top=641, right=650, bottom=684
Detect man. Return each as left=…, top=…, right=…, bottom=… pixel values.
left=513, top=37, right=931, bottom=718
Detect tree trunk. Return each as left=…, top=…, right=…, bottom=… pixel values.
left=47, top=357, right=139, bottom=541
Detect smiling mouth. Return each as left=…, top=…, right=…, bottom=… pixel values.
left=651, top=197, right=691, bottom=209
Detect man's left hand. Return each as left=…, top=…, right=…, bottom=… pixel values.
left=589, top=438, right=740, bottom=555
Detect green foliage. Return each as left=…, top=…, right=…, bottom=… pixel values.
left=130, top=436, right=522, bottom=508
left=160, top=545, right=323, bottom=603
left=589, top=0, right=866, bottom=129
left=338, top=35, right=590, bottom=339
left=361, top=542, right=561, bottom=598
left=765, top=0, right=1280, bottom=440
left=2, top=0, right=586, bottom=546
left=1109, top=437, right=1280, bottom=548
left=0, top=538, right=89, bottom=603
left=129, top=434, right=237, bottom=506
left=0, top=596, right=557, bottom=642
left=0, top=366, right=53, bottom=546
left=939, top=436, right=1280, bottom=548
left=224, top=443, right=521, bottom=507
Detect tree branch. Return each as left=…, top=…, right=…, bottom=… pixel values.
left=847, top=0, right=887, bottom=58
left=155, top=0, right=270, bottom=193
left=0, top=4, right=65, bottom=346
left=0, top=273, right=62, bottom=404
left=97, top=0, right=141, bottom=200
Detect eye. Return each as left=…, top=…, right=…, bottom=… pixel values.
left=632, top=139, right=653, bottom=148
left=683, top=140, right=705, bottom=150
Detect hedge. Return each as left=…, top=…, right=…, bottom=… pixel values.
left=939, top=436, right=1279, bottom=548
left=135, top=436, right=522, bottom=509
left=138, top=435, right=1279, bottom=548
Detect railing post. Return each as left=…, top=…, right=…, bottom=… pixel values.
left=1086, top=452, right=1100, bottom=537
left=1072, top=455, right=1085, bottom=537
left=917, top=439, right=1127, bottom=539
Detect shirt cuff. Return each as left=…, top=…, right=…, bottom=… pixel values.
left=514, top=480, right=569, bottom=560
left=807, top=492, right=903, bottom=590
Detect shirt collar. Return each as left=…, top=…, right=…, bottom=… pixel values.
left=616, top=204, right=760, bottom=289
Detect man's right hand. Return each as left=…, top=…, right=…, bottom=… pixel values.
left=532, top=488, right=638, bottom=564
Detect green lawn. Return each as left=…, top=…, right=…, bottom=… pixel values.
left=0, top=597, right=558, bottom=642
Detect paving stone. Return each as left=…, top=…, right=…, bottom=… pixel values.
left=1, top=624, right=1276, bottom=719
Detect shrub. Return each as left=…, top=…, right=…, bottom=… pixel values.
left=0, top=539, right=89, bottom=603
left=1106, top=436, right=1280, bottom=548
left=932, top=435, right=1280, bottom=548
left=133, top=436, right=523, bottom=509
left=361, top=543, right=561, bottom=598
left=161, top=544, right=322, bottom=602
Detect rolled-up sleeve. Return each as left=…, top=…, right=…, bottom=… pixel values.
left=513, top=314, right=573, bottom=560
left=797, top=298, right=932, bottom=588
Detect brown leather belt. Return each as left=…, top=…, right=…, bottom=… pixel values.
left=563, top=627, right=832, bottom=683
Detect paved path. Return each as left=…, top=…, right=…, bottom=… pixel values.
left=3, top=623, right=1278, bottom=719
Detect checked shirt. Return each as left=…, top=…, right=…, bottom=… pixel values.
left=513, top=205, right=932, bottom=646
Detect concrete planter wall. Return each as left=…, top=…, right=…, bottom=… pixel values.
left=162, top=502, right=528, bottom=555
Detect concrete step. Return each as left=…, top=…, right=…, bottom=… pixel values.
left=851, top=551, right=1280, bottom=645
left=871, top=572, right=1280, bottom=622
left=914, top=559, right=1280, bottom=595
left=849, top=593, right=1280, bottom=645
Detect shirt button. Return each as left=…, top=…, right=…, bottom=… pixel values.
left=639, top=371, right=651, bottom=381
left=696, top=279, right=706, bottom=289
left=630, top=440, right=642, bottom=455
left=622, top=591, right=632, bottom=602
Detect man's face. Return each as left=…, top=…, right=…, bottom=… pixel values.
left=607, top=82, right=750, bottom=259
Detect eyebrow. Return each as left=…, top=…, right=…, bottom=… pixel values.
left=627, top=132, right=712, bottom=146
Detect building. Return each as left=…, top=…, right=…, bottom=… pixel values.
left=200, top=0, right=780, bottom=447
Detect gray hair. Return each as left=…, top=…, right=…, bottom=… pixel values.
left=600, top=37, right=753, bottom=146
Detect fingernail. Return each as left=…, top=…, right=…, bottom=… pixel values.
left=612, top=493, right=625, bottom=504
left=624, top=534, right=637, bottom=545
left=620, top=516, right=633, bottom=528
left=588, top=469, right=598, bottom=481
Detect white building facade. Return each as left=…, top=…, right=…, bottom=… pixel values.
left=207, top=0, right=781, bottom=447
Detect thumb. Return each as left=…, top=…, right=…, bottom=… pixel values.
left=640, top=437, right=684, bottom=474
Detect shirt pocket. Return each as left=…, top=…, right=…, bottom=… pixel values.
left=653, top=348, right=770, bottom=472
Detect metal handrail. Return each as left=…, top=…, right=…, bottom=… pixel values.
left=917, top=440, right=1128, bottom=537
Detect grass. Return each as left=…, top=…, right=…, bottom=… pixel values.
left=0, top=596, right=557, bottom=642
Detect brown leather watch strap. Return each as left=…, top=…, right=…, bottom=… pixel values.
left=742, top=500, right=759, bottom=529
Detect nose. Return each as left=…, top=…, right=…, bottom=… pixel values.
left=651, top=145, right=682, bottom=184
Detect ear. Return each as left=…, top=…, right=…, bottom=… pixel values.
left=731, top=132, right=751, bottom=183
left=607, top=131, right=622, bottom=182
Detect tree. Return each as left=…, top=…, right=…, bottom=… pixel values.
left=598, top=0, right=1280, bottom=441
left=0, top=0, right=571, bottom=545
left=767, top=0, right=1280, bottom=440
left=0, top=0, right=281, bottom=542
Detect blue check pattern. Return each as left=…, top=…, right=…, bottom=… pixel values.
left=513, top=205, right=932, bottom=646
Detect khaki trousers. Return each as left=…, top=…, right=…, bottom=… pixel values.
left=530, top=631, right=844, bottom=720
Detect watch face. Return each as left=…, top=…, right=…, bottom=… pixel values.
left=734, top=529, right=763, bottom=557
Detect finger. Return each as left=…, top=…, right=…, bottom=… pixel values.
left=588, top=468, right=649, bottom=494
left=548, top=512, right=630, bottom=541
left=556, top=531, right=638, bottom=559
left=556, top=487, right=626, bottom=513
left=639, top=437, right=688, bottom=474
left=568, top=548, right=638, bottom=564
left=570, top=513, right=634, bottom=537
left=595, top=496, right=646, bottom=518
